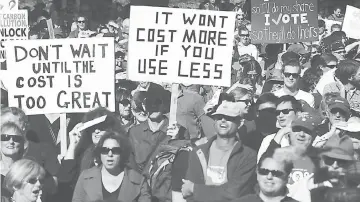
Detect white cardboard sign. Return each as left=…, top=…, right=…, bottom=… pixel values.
left=342, top=5, right=360, bottom=39
left=128, top=6, right=235, bottom=87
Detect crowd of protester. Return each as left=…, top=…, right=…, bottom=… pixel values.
left=1, top=0, right=360, bottom=202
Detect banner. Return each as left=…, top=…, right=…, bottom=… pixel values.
left=0, top=10, right=28, bottom=62
left=251, top=0, right=318, bottom=43
left=342, top=5, right=360, bottom=39
left=0, top=0, right=18, bottom=11
left=5, top=38, right=115, bottom=115
left=128, top=6, right=235, bottom=87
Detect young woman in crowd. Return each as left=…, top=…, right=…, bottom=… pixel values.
left=2, top=159, right=46, bottom=202
left=115, top=88, right=135, bottom=132
left=72, top=131, right=150, bottom=202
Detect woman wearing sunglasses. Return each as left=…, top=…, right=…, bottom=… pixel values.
left=232, top=149, right=298, bottom=202
left=2, top=159, right=46, bottom=202
left=72, top=131, right=150, bottom=202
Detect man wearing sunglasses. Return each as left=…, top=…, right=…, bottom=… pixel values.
left=237, top=27, right=259, bottom=61
left=310, top=135, right=356, bottom=202
left=274, top=59, right=315, bottom=108
left=182, top=101, right=256, bottom=202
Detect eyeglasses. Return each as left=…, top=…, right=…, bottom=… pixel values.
left=258, top=168, right=285, bottom=178
left=27, top=177, right=45, bottom=185
left=1, top=134, right=24, bottom=143
left=239, top=34, right=250, bottom=38
left=77, top=20, right=86, bottom=23
left=213, top=114, right=237, bottom=122
left=330, top=108, right=347, bottom=116
left=323, top=156, right=350, bottom=168
left=283, top=72, right=300, bottom=79
left=276, top=109, right=294, bottom=116
left=327, top=65, right=337, bottom=69
left=100, top=147, right=122, bottom=155
left=236, top=99, right=252, bottom=105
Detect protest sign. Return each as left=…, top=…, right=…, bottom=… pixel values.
left=0, top=0, right=18, bottom=11
left=5, top=38, right=115, bottom=115
left=128, top=6, right=235, bottom=87
left=0, top=10, right=28, bottom=62
left=342, top=5, right=360, bottom=40
left=251, top=0, right=318, bottom=43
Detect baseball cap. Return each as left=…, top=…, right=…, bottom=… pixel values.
left=291, top=112, right=323, bottom=136
left=327, top=96, right=351, bottom=117
left=321, top=135, right=355, bottom=161
left=287, top=44, right=309, bottom=55
left=212, top=101, right=242, bottom=117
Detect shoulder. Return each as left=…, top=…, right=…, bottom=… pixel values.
left=241, top=144, right=257, bottom=159
left=128, top=122, right=146, bottom=135
left=80, top=166, right=101, bottom=179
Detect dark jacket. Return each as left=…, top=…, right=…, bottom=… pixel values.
left=185, top=136, right=257, bottom=202
left=72, top=166, right=151, bottom=202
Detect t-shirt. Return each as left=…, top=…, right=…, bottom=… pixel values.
left=205, top=141, right=237, bottom=186
left=237, top=44, right=259, bottom=61
left=274, top=88, right=315, bottom=108
left=315, top=68, right=336, bottom=96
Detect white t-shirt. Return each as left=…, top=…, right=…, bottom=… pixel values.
left=237, top=44, right=259, bottom=61
left=274, top=88, right=315, bottom=108
left=315, top=68, right=336, bottom=96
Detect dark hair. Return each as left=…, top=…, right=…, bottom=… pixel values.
left=240, top=59, right=263, bottom=86
left=282, top=60, right=301, bottom=73
left=302, top=68, right=323, bottom=92
left=311, top=55, right=326, bottom=70
left=94, top=131, right=132, bottom=168
left=318, top=20, right=326, bottom=28
left=276, top=95, right=302, bottom=112
left=258, top=150, right=294, bottom=175
left=335, top=59, right=360, bottom=84
left=75, top=107, right=124, bottom=157
left=255, top=93, right=278, bottom=111
left=281, top=51, right=300, bottom=65
left=115, top=88, right=132, bottom=113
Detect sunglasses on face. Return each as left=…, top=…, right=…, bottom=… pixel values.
left=258, top=168, right=285, bottom=178
left=236, top=99, right=252, bottom=105
left=27, top=177, right=45, bottom=185
left=276, top=109, right=294, bottom=116
left=77, top=20, right=86, bottom=23
left=100, top=147, right=122, bottom=155
left=323, top=156, right=350, bottom=168
left=239, top=34, right=250, bottom=38
left=330, top=108, right=346, bottom=116
left=283, top=72, right=300, bottom=79
left=327, top=65, right=337, bottom=69
left=213, top=114, right=237, bottom=122
left=1, top=134, right=24, bottom=143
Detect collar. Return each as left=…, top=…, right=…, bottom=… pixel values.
left=141, top=116, right=169, bottom=133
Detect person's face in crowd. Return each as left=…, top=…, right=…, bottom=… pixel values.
left=319, top=26, right=326, bottom=35
left=350, top=67, right=360, bottom=87
left=139, top=82, right=150, bottom=89
left=234, top=93, right=252, bottom=117
left=214, top=114, right=239, bottom=137
left=256, top=102, right=277, bottom=131
left=289, top=126, right=313, bottom=150
left=119, top=100, right=131, bottom=118
left=334, top=8, right=342, bottom=18
left=320, top=155, right=351, bottom=184
left=18, top=175, right=44, bottom=202
left=327, top=107, right=347, bottom=125
left=283, top=65, right=301, bottom=89
left=108, top=23, right=119, bottom=34
left=257, top=158, right=288, bottom=197
left=91, top=125, right=107, bottom=145
left=322, top=60, right=337, bottom=73
left=239, top=30, right=250, bottom=46
left=209, top=0, right=216, bottom=4
left=1, top=128, right=23, bottom=157
left=100, top=138, right=122, bottom=171
left=271, top=81, right=284, bottom=93
left=236, top=8, right=245, bottom=21
left=77, top=17, right=87, bottom=30
left=276, top=101, right=297, bottom=128
left=131, top=101, right=148, bottom=123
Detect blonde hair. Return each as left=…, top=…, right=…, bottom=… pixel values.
left=4, top=159, right=46, bottom=193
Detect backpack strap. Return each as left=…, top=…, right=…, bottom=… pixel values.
left=196, top=149, right=208, bottom=182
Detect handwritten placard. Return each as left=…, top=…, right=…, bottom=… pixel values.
left=342, top=5, right=360, bottom=39
left=251, top=0, right=318, bottom=43
left=5, top=38, right=115, bottom=115
left=128, top=6, right=235, bottom=87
